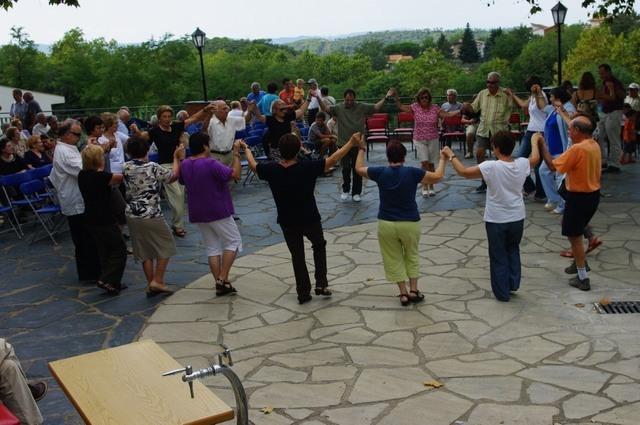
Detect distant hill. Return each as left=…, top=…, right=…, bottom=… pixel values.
left=283, top=28, right=491, bottom=55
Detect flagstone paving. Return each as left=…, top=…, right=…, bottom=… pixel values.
left=142, top=202, right=640, bottom=425
left=1, top=147, right=639, bottom=424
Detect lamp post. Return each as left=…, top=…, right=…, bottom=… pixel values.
left=551, top=2, right=568, bottom=85
left=191, top=27, right=208, bottom=102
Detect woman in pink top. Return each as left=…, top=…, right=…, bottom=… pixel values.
left=395, top=88, right=460, bottom=197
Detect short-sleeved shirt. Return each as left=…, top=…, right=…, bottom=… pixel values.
left=147, top=122, right=185, bottom=164
left=411, top=103, right=440, bottom=141
left=308, top=122, right=331, bottom=144
left=471, top=88, right=513, bottom=138
left=123, top=160, right=173, bottom=218
left=329, top=102, right=376, bottom=146
left=78, top=170, right=115, bottom=226
left=553, top=139, right=601, bottom=193
left=526, top=93, right=549, bottom=132
left=294, top=87, right=305, bottom=101
left=256, top=159, right=325, bottom=226
left=279, top=88, right=295, bottom=105
left=98, top=132, right=128, bottom=173
left=265, top=111, right=296, bottom=149
left=441, top=102, right=462, bottom=112
left=207, top=115, right=246, bottom=152
left=367, top=166, right=425, bottom=221
left=258, top=94, right=279, bottom=116
left=179, top=157, right=234, bottom=223
left=247, top=90, right=265, bottom=105
left=50, top=142, right=84, bottom=216
left=479, top=158, right=530, bottom=223
left=10, top=101, right=28, bottom=122
left=624, top=95, right=640, bottom=112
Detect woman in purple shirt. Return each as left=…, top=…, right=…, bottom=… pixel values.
left=179, top=132, right=243, bottom=296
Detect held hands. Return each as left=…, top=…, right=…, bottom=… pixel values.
left=441, top=146, right=454, bottom=158
left=531, top=84, right=541, bottom=95
left=232, top=139, right=243, bottom=153
left=174, top=144, right=185, bottom=160
left=503, top=88, right=513, bottom=97
left=349, top=132, right=364, bottom=148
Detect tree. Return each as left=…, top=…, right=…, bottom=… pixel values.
left=489, top=26, right=532, bottom=62
left=606, top=11, right=640, bottom=36
left=459, top=23, right=480, bottom=63
left=1, top=0, right=78, bottom=10
left=435, top=33, right=451, bottom=58
left=0, top=26, right=48, bottom=88
left=383, top=41, right=422, bottom=58
left=485, top=0, right=635, bottom=17
left=355, top=40, right=387, bottom=71
left=482, top=28, right=503, bottom=60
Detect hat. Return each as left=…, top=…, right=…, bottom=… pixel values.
left=307, top=78, right=318, bottom=85
left=629, top=83, right=640, bottom=90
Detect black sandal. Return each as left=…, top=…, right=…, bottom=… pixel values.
left=409, top=290, right=425, bottom=303
left=216, top=280, right=237, bottom=296
left=399, top=293, right=411, bottom=306
left=97, top=281, right=124, bottom=295
left=315, top=287, right=332, bottom=296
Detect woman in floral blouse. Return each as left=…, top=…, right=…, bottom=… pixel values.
left=123, top=134, right=184, bottom=296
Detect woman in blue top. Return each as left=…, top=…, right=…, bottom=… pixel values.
left=355, top=141, right=446, bottom=306
left=540, top=87, right=577, bottom=215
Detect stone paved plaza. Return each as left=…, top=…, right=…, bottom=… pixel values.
left=1, top=146, right=639, bottom=424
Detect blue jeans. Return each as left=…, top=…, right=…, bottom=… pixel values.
left=539, top=155, right=564, bottom=208
left=485, top=220, right=524, bottom=302
left=517, top=131, right=545, bottom=197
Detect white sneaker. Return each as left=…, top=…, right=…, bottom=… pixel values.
left=340, top=192, right=349, bottom=201
left=544, top=202, right=556, bottom=211
left=421, top=188, right=429, bottom=197
left=428, top=189, right=436, bottom=197
left=352, top=194, right=361, bottom=202
left=552, top=206, right=564, bottom=214
left=464, top=152, right=473, bottom=159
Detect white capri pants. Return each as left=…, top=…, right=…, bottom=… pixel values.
left=197, top=216, right=243, bottom=257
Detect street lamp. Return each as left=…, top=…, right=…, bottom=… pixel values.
left=551, top=1, right=568, bottom=85
left=191, top=27, right=208, bottom=102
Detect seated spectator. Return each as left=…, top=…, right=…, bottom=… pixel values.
left=320, top=86, right=336, bottom=108
left=294, top=78, right=305, bottom=105
left=42, top=135, right=56, bottom=163
left=228, top=101, right=245, bottom=118
left=46, top=115, right=59, bottom=139
left=0, top=137, right=30, bottom=175
left=11, top=118, right=30, bottom=141
left=23, top=135, right=52, bottom=168
left=279, top=78, right=296, bottom=106
left=308, top=111, right=337, bottom=156
left=78, top=144, right=128, bottom=295
left=247, top=82, right=265, bottom=105
left=31, top=113, right=49, bottom=137
left=0, top=338, right=47, bottom=425
left=4, top=126, right=28, bottom=158
left=441, top=89, right=462, bottom=112
left=1, top=122, right=10, bottom=136
left=117, top=107, right=131, bottom=135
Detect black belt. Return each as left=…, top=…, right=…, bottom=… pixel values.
left=211, top=149, right=231, bottom=155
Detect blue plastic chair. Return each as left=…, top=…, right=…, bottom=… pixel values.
left=0, top=172, right=33, bottom=208
left=148, top=152, right=160, bottom=163
left=242, top=136, right=269, bottom=186
left=19, top=179, right=62, bottom=245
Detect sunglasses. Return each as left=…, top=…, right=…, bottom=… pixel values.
left=486, top=80, right=499, bottom=85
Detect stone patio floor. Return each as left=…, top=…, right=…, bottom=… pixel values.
left=1, top=145, right=639, bottom=424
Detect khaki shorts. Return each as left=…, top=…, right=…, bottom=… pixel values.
left=466, top=124, right=477, bottom=136
left=476, top=135, right=491, bottom=150
left=414, top=139, right=440, bottom=163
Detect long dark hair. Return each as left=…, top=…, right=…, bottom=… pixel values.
left=578, top=72, right=596, bottom=91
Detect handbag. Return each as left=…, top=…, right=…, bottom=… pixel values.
left=0, top=403, right=20, bottom=425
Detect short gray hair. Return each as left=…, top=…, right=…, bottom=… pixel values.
left=446, top=89, right=458, bottom=96
left=251, top=82, right=261, bottom=89
left=176, top=110, right=189, bottom=121
left=487, top=71, right=501, bottom=81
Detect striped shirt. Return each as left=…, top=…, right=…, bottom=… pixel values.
left=471, top=88, right=513, bottom=138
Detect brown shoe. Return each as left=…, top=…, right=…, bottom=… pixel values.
left=29, top=381, right=48, bottom=402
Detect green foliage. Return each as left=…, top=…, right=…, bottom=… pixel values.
left=488, top=26, right=532, bottom=62
left=383, top=41, right=422, bottom=57
left=435, top=33, right=451, bottom=59
left=0, top=0, right=78, bottom=10
left=451, top=58, right=512, bottom=96
left=355, top=40, right=387, bottom=71
left=483, top=28, right=503, bottom=60
left=0, top=27, right=47, bottom=88
left=605, top=11, right=640, bottom=36
left=512, top=0, right=635, bottom=16
left=459, top=23, right=480, bottom=63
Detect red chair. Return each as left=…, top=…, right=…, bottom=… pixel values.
left=393, top=112, right=414, bottom=147
left=365, top=118, right=389, bottom=159
left=441, top=115, right=466, bottom=154
left=509, top=112, right=523, bottom=141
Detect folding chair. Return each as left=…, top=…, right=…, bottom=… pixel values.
left=248, top=129, right=265, bottom=140
left=19, top=179, right=63, bottom=245
left=148, top=152, right=160, bottom=163
left=365, top=118, right=390, bottom=160
left=441, top=115, right=467, bottom=154
left=0, top=194, right=23, bottom=239
left=242, top=136, right=268, bottom=186
left=234, top=129, right=248, bottom=140
left=509, top=112, right=523, bottom=142
left=393, top=111, right=415, bottom=151
left=299, top=127, right=310, bottom=141
left=0, top=172, right=34, bottom=210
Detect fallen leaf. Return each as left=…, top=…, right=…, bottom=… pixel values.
left=574, top=303, right=585, bottom=308
left=260, top=407, right=273, bottom=414
left=599, top=296, right=611, bottom=306
left=423, top=380, right=444, bottom=388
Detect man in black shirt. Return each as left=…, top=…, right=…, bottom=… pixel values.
left=254, top=99, right=310, bottom=159
left=245, top=132, right=362, bottom=304
left=134, top=104, right=213, bottom=237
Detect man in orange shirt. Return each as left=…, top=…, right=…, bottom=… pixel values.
left=537, top=113, right=601, bottom=291
left=279, top=78, right=296, bottom=107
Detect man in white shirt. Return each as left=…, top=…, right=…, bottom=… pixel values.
left=31, top=113, right=49, bottom=137
left=49, top=119, right=101, bottom=281
left=206, top=100, right=253, bottom=166
left=306, top=79, right=322, bottom=124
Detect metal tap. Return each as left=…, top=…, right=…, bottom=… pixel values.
left=162, top=344, right=248, bottom=425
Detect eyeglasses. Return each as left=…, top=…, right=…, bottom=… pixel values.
left=419, top=96, right=430, bottom=100
left=486, top=80, right=499, bottom=85
left=278, top=108, right=288, bottom=112
left=69, top=131, right=82, bottom=137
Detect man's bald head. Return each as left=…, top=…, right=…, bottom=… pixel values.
left=214, top=100, right=230, bottom=121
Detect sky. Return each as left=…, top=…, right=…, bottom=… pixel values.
left=0, top=0, right=638, bottom=45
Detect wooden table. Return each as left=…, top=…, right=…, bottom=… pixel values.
left=49, top=340, right=234, bottom=425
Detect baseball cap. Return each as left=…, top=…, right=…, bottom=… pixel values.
left=629, top=82, right=640, bottom=90
left=307, top=78, right=318, bottom=85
